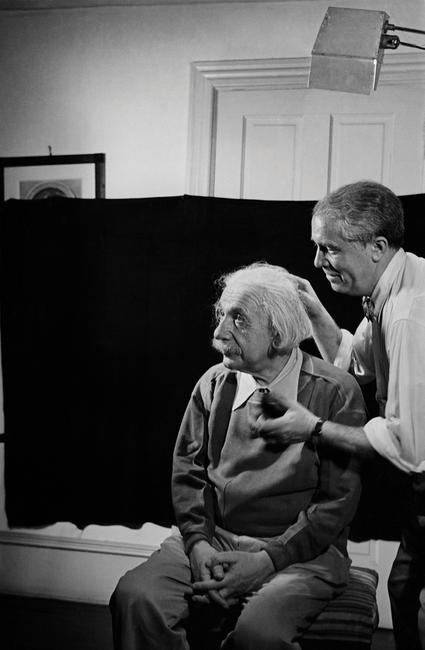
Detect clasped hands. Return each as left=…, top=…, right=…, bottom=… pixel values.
left=189, top=541, right=274, bottom=609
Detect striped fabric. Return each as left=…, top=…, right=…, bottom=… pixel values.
left=301, top=566, right=379, bottom=645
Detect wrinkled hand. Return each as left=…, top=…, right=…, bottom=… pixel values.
left=192, top=550, right=274, bottom=604
left=253, top=392, right=319, bottom=445
left=289, top=274, right=324, bottom=321
left=189, top=541, right=230, bottom=608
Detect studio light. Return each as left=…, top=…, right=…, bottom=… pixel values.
left=309, top=6, right=425, bottom=95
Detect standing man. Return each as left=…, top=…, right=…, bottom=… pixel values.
left=110, top=262, right=366, bottom=650
left=257, top=180, right=425, bottom=650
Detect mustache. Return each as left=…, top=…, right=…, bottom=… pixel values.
left=212, top=339, right=241, bottom=356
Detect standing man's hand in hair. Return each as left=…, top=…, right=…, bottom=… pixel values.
left=290, top=275, right=324, bottom=320
left=289, top=274, right=342, bottom=363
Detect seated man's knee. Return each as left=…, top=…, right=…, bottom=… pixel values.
left=110, top=564, right=152, bottom=616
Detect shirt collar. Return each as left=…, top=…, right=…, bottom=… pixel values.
left=370, top=248, right=406, bottom=316
left=232, top=347, right=302, bottom=410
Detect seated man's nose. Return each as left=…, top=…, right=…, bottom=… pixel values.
left=214, top=319, right=230, bottom=338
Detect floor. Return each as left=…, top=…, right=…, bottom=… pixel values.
left=2, top=595, right=113, bottom=650
left=1, top=594, right=396, bottom=650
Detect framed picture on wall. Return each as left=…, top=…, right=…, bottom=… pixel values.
left=0, top=153, right=106, bottom=201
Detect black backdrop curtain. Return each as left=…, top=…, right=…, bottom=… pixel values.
left=1, top=193, right=424, bottom=538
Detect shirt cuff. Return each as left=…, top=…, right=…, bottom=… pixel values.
left=264, top=541, right=291, bottom=571
left=333, top=329, right=353, bottom=371
left=364, top=417, right=425, bottom=473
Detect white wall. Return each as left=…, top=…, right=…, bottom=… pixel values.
left=0, top=0, right=423, bottom=605
left=0, top=0, right=423, bottom=200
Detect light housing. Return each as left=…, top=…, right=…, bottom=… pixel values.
left=308, top=7, right=390, bottom=94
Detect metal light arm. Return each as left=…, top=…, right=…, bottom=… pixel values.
left=382, top=22, right=425, bottom=51
left=386, top=25, right=425, bottom=36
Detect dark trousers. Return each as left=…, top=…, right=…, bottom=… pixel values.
left=388, top=483, right=425, bottom=650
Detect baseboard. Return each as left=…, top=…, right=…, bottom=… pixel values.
left=0, top=529, right=157, bottom=556
left=0, top=530, right=155, bottom=604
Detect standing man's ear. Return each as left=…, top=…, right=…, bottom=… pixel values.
left=371, top=236, right=389, bottom=262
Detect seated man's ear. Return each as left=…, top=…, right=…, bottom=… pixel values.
left=269, top=333, right=284, bottom=356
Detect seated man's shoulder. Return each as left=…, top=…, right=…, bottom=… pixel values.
left=301, top=352, right=360, bottom=392
left=196, top=363, right=237, bottom=400
left=301, top=353, right=366, bottom=426
left=199, top=362, right=235, bottom=384
left=198, top=363, right=237, bottom=387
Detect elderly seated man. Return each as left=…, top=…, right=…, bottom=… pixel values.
left=110, top=262, right=366, bottom=650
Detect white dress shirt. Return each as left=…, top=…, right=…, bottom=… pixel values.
left=334, top=249, right=425, bottom=473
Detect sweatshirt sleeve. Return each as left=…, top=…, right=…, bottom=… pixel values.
left=265, top=376, right=365, bottom=570
left=171, top=374, right=216, bottom=555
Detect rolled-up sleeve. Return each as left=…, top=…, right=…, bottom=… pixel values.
left=364, top=314, right=425, bottom=473
left=333, top=329, right=354, bottom=372
left=333, top=301, right=425, bottom=473
left=334, top=323, right=376, bottom=384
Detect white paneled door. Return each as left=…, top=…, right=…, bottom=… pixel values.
left=187, top=53, right=425, bottom=628
left=187, top=54, right=425, bottom=201
left=213, top=82, right=424, bottom=200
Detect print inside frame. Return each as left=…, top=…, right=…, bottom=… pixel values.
left=0, top=153, right=105, bottom=201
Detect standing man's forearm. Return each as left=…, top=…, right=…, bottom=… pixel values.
left=320, top=420, right=376, bottom=459
left=258, top=389, right=375, bottom=461
left=292, top=275, right=343, bottom=363
left=310, top=309, right=342, bottom=364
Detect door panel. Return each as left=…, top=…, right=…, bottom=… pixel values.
left=241, top=115, right=303, bottom=200
left=329, top=113, right=394, bottom=189
left=213, top=84, right=425, bottom=200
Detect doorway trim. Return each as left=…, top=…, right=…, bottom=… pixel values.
left=186, top=53, right=425, bottom=196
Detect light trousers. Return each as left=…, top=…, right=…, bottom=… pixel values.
left=110, top=529, right=350, bottom=650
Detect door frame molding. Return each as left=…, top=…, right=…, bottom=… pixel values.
left=186, top=53, right=425, bottom=196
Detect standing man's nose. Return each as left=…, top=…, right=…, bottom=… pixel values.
left=314, top=247, right=325, bottom=269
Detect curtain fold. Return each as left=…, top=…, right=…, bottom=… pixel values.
left=1, top=193, right=423, bottom=537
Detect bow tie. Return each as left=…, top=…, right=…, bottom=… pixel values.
left=362, top=296, right=376, bottom=321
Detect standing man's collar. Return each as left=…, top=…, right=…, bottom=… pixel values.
left=369, top=248, right=406, bottom=317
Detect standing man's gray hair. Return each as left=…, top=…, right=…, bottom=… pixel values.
left=313, top=180, right=404, bottom=247
left=216, top=261, right=312, bottom=353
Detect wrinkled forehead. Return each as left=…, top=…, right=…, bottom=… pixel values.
left=219, top=283, right=264, bottom=313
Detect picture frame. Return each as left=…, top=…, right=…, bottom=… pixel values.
left=0, top=153, right=106, bottom=201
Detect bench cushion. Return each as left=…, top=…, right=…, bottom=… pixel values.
left=301, top=566, right=379, bottom=645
